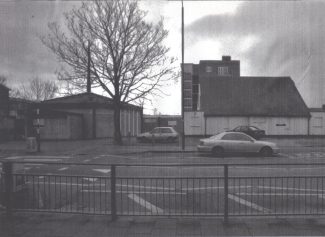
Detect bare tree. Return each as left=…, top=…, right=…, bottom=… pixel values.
left=42, top=0, right=178, bottom=144
left=13, top=77, right=59, bottom=101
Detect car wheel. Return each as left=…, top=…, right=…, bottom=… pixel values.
left=212, top=146, right=224, bottom=157
left=259, top=147, right=273, bottom=157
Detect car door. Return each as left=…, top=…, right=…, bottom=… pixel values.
left=160, top=128, right=170, bottom=141
left=220, top=133, right=243, bottom=153
left=233, top=133, right=257, bottom=153
left=150, top=128, right=161, bottom=141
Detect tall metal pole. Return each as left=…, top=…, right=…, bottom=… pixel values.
left=36, top=108, right=41, bottom=152
left=87, top=40, right=91, bottom=93
left=181, top=0, right=185, bottom=150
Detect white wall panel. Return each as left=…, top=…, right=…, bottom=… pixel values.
left=184, top=112, right=205, bottom=135
left=310, top=112, right=325, bottom=135
left=250, top=117, right=308, bottom=135
left=206, top=117, right=248, bottom=135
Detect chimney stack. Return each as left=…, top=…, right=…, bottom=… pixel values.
left=222, top=55, right=231, bottom=61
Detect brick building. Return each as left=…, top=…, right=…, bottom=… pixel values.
left=183, top=56, right=312, bottom=136
left=36, top=92, right=143, bottom=140
left=0, top=85, right=15, bottom=141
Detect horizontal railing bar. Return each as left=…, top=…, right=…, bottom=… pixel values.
left=9, top=174, right=325, bottom=179
left=12, top=173, right=110, bottom=178
left=117, top=176, right=325, bottom=179
left=6, top=161, right=325, bottom=167
left=13, top=209, right=109, bottom=216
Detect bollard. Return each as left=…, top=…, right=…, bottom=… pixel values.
left=3, top=161, right=13, bottom=217
left=110, top=165, right=117, bottom=221
left=224, top=164, right=229, bottom=224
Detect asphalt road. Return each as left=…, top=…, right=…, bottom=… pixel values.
left=2, top=146, right=325, bottom=217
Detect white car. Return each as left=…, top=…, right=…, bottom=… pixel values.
left=137, top=127, right=179, bottom=143
left=197, top=132, right=279, bottom=157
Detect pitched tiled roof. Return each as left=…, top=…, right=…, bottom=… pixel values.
left=42, top=92, right=141, bottom=110
left=200, top=77, right=310, bottom=117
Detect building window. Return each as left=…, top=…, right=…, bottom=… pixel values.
left=184, top=89, right=192, bottom=98
left=184, top=98, right=192, bottom=107
left=184, top=80, right=192, bottom=90
left=205, top=66, right=212, bottom=73
left=217, top=66, right=229, bottom=76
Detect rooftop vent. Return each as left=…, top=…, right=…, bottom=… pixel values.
left=222, top=56, right=231, bottom=61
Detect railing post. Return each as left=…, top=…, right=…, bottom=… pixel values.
left=3, top=161, right=13, bottom=217
left=224, top=164, right=229, bottom=224
left=110, top=165, right=117, bottom=221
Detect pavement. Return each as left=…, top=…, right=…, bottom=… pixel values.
left=2, top=212, right=325, bottom=237
left=2, top=191, right=325, bottom=237
left=0, top=138, right=196, bottom=159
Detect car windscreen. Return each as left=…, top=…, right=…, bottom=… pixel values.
left=249, top=126, right=259, bottom=131
left=209, top=133, right=224, bottom=140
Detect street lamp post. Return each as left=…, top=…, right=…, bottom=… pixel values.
left=36, top=108, right=41, bottom=152
left=181, top=0, right=185, bottom=150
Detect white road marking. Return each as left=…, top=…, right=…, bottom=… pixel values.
left=58, top=167, right=69, bottom=171
left=233, top=167, right=289, bottom=170
left=128, top=193, right=164, bottom=214
left=21, top=158, right=62, bottom=162
left=288, top=152, right=325, bottom=159
left=99, top=154, right=138, bottom=159
left=181, top=185, right=252, bottom=191
left=236, top=192, right=325, bottom=199
left=24, top=163, right=43, bottom=166
left=5, top=156, right=70, bottom=160
left=83, top=178, right=98, bottom=182
left=26, top=181, right=103, bottom=187
left=82, top=190, right=185, bottom=195
left=117, top=184, right=178, bottom=191
left=257, top=186, right=325, bottom=192
left=83, top=159, right=91, bottom=163
left=92, top=169, right=111, bottom=174
left=228, top=194, right=272, bottom=213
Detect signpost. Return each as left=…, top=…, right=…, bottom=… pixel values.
left=33, top=109, right=44, bottom=152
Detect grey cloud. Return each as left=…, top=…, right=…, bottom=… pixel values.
left=0, top=1, right=79, bottom=87
left=185, top=1, right=325, bottom=107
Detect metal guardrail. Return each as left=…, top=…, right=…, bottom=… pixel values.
left=1, top=161, right=325, bottom=222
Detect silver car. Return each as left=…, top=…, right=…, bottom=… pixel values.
left=137, top=127, right=179, bottom=143
left=197, top=132, right=279, bottom=157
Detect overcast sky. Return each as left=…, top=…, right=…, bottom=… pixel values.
left=1, top=1, right=324, bottom=114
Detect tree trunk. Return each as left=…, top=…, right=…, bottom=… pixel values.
left=113, top=100, right=122, bottom=145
